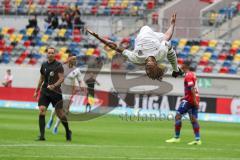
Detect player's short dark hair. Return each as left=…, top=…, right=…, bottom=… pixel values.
left=183, top=60, right=191, bottom=67
left=66, top=49, right=76, bottom=57
left=45, top=46, right=56, bottom=53
left=183, top=60, right=196, bottom=71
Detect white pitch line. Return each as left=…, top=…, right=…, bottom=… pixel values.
left=0, top=144, right=240, bottom=153
left=0, top=155, right=239, bottom=160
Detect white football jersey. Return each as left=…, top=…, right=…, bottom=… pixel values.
left=122, top=26, right=169, bottom=64
left=63, top=65, right=83, bottom=86
left=62, top=65, right=84, bottom=100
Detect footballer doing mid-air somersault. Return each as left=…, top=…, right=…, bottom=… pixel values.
left=86, top=12, right=184, bottom=81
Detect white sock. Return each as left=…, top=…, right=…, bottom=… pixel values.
left=54, top=118, right=61, bottom=129
left=49, top=108, right=56, bottom=121
left=167, top=46, right=179, bottom=72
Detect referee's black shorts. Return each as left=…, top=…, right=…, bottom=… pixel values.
left=38, top=89, right=63, bottom=109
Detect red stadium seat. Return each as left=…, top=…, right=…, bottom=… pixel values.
left=91, top=6, right=98, bottom=15
left=219, top=67, right=229, bottom=74
left=203, top=66, right=213, bottom=73
left=218, top=53, right=227, bottom=60
left=5, top=45, right=13, bottom=53
left=27, top=0, right=33, bottom=5
left=48, top=5, right=58, bottom=14
left=200, top=40, right=209, bottom=46
left=93, top=48, right=100, bottom=57
left=199, top=59, right=209, bottom=66
left=7, top=28, right=15, bottom=34
left=73, top=36, right=81, bottom=43
left=112, top=63, right=121, bottom=69
left=55, top=53, right=61, bottom=60
left=73, top=29, right=80, bottom=35
left=4, top=3, right=11, bottom=14
left=147, top=1, right=155, bottom=10
left=177, top=58, right=184, bottom=65
left=28, top=58, right=37, bottom=65
left=24, top=40, right=31, bottom=48
left=152, top=12, right=159, bottom=24
left=0, top=40, right=5, bottom=47
left=229, top=48, right=237, bottom=55
left=15, top=57, right=25, bottom=64
left=15, top=51, right=29, bottom=64
left=21, top=51, right=29, bottom=58
left=58, top=5, right=67, bottom=14
left=0, top=46, right=4, bottom=52
left=111, top=6, right=121, bottom=15
left=38, top=0, right=46, bottom=5
left=101, top=0, right=108, bottom=6
left=237, top=2, right=240, bottom=12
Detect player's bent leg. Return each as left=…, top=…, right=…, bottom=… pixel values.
left=53, top=117, right=61, bottom=134
left=175, top=114, right=182, bottom=139
left=37, top=105, right=47, bottom=141
left=166, top=100, right=190, bottom=143
left=55, top=108, right=72, bottom=141
left=166, top=114, right=182, bottom=143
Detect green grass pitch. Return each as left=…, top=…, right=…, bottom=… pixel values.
left=0, top=108, right=240, bottom=160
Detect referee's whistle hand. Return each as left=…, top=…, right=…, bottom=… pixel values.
left=47, top=85, right=55, bottom=90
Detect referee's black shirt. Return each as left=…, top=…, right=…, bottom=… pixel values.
left=40, top=60, right=64, bottom=94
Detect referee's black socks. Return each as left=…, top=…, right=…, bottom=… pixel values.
left=61, top=116, right=70, bottom=133
left=39, top=115, right=45, bottom=138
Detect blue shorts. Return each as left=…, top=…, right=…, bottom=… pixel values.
left=177, top=100, right=198, bottom=118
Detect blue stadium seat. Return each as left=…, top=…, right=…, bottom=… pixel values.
left=45, top=29, right=53, bottom=35
left=65, top=29, right=72, bottom=39
left=178, top=51, right=188, bottom=59
left=72, top=48, right=80, bottom=56
left=36, top=40, right=44, bottom=46
left=69, top=42, right=79, bottom=51
left=171, top=39, right=179, bottom=47
left=32, top=53, right=42, bottom=59
left=103, top=7, right=111, bottom=15
left=229, top=66, right=238, bottom=74
left=19, top=29, right=26, bottom=35
left=211, top=52, right=218, bottom=60
left=76, top=0, right=84, bottom=6
left=134, top=0, right=143, bottom=7
left=88, top=0, right=97, bottom=6
left=17, top=5, right=25, bottom=14
left=50, top=0, right=58, bottom=6
left=205, top=47, right=214, bottom=53
left=223, top=60, right=232, bottom=67
left=2, top=53, right=10, bottom=64
left=109, top=35, right=117, bottom=42
left=183, top=46, right=191, bottom=53
left=126, top=62, right=135, bottom=70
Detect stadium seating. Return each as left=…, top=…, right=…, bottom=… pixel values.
left=0, top=25, right=240, bottom=75
left=0, top=0, right=167, bottom=16
left=171, top=38, right=240, bottom=75
left=203, top=1, right=240, bottom=26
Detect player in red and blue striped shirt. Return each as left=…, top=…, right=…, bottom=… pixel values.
left=166, top=60, right=201, bottom=145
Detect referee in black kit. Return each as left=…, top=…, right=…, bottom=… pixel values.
left=33, top=47, right=71, bottom=141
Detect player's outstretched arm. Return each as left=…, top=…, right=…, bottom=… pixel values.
left=86, top=28, right=125, bottom=53
left=164, top=12, right=176, bottom=41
